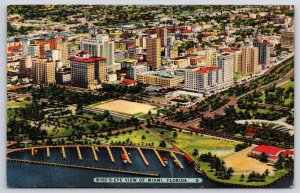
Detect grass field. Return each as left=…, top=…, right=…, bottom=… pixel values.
left=234, top=73, right=250, bottom=79
left=97, top=129, right=166, bottom=147
left=156, top=128, right=240, bottom=158
left=223, top=146, right=274, bottom=175
left=279, top=80, right=294, bottom=90
left=46, top=112, right=126, bottom=138
left=7, top=100, right=31, bottom=108
left=91, top=99, right=157, bottom=115
left=259, top=80, right=294, bottom=106
left=200, top=162, right=289, bottom=186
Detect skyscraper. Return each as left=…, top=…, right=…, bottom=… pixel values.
left=146, top=38, right=161, bottom=70
left=281, top=29, right=294, bottom=52
left=81, top=34, right=114, bottom=67
left=254, top=40, right=270, bottom=70
left=32, top=58, right=56, bottom=86
left=217, top=53, right=234, bottom=89
left=205, top=49, right=217, bottom=67
left=241, top=47, right=259, bottom=74
left=70, top=51, right=106, bottom=88
left=57, top=41, right=69, bottom=66
left=156, top=27, right=168, bottom=47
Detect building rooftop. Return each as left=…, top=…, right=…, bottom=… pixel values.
left=69, top=56, right=106, bottom=63
left=116, top=58, right=138, bottom=63
left=252, top=145, right=284, bottom=155
left=194, top=67, right=218, bottom=74
left=281, top=150, right=294, bottom=157
left=122, top=78, right=136, bottom=85
left=146, top=71, right=175, bottom=78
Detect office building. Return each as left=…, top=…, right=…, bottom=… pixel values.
left=70, top=51, right=106, bottom=88
left=81, top=34, right=114, bottom=66
left=146, top=38, right=161, bottom=70
left=32, top=58, right=56, bottom=86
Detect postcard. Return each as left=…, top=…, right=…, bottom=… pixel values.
left=6, top=4, right=294, bottom=188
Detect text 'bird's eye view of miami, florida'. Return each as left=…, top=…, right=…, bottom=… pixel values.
left=6, top=4, right=294, bottom=188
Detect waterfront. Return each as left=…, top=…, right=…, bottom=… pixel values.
left=7, top=146, right=293, bottom=188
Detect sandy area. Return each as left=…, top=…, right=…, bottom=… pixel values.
left=223, top=145, right=274, bottom=175
left=93, top=100, right=157, bottom=115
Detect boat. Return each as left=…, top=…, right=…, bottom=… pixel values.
left=184, top=153, right=194, bottom=164
left=174, top=160, right=179, bottom=166
left=162, top=157, right=168, bottom=165
left=121, top=153, right=127, bottom=163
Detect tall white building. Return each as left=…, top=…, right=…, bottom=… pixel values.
left=183, top=67, right=223, bottom=94
left=217, top=53, right=234, bottom=89
left=183, top=52, right=234, bottom=94
left=81, top=34, right=114, bottom=67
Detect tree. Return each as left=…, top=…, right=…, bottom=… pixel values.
left=159, top=140, right=167, bottom=147
left=142, top=135, right=146, bottom=140
left=173, top=131, right=178, bottom=138
left=259, top=152, right=268, bottom=163
left=264, top=169, right=269, bottom=177
left=192, top=149, right=199, bottom=157
left=240, top=174, right=245, bottom=181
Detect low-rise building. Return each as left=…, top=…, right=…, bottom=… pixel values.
left=137, top=71, right=183, bottom=87
left=126, top=64, right=149, bottom=80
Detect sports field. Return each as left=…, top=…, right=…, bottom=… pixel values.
left=223, top=146, right=274, bottom=175
left=92, top=99, right=157, bottom=115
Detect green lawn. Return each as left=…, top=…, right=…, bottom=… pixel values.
left=234, top=73, right=250, bottom=79
left=45, top=112, right=127, bottom=138
left=258, top=81, right=294, bottom=106
left=200, top=162, right=290, bottom=186
left=96, top=129, right=166, bottom=147
left=7, top=100, right=31, bottom=108
left=46, top=127, right=73, bottom=138
left=156, top=128, right=240, bottom=159
left=279, top=81, right=294, bottom=90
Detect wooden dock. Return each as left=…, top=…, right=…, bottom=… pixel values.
left=170, top=151, right=184, bottom=169
left=153, top=149, right=166, bottom=167
left=106, top=146, right=115, bottom=163
left=91, top=146, right=98, bottom=161
left=7, top=158, right=159, bottom=177
left=122, top=147, right=132, bottom=164
left=46, top=147, right=50, bottom=158
left=31, top=148, right=34, bottom=156
left=61, top=146, right=66, bottom=159
left=137, top=148, right=149, bottom=166
left=76, top=146, right=82, bottom=160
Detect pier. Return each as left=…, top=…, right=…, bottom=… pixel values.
left=31, top=148, right=34, bottom=156
left=106, top=146, right=115, bottom=163
left=76, top=146, right=82, bottom=160
left=91, top=146, right=98, bottom=161
left=46, top=147, right=50, bottom=158
left=7, top=158, right=159, bottom=177
left=61, top=146, right=66, bottom=159
left=137, top=148, right=149, bottom=166
left=122, top=147, right=132, bottom=164
left=170, top=151, right=184, bottom=169
left=153, top=149, right=166, bottom=167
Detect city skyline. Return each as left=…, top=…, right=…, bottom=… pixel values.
left=7, top=4, right=294, bottom=188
